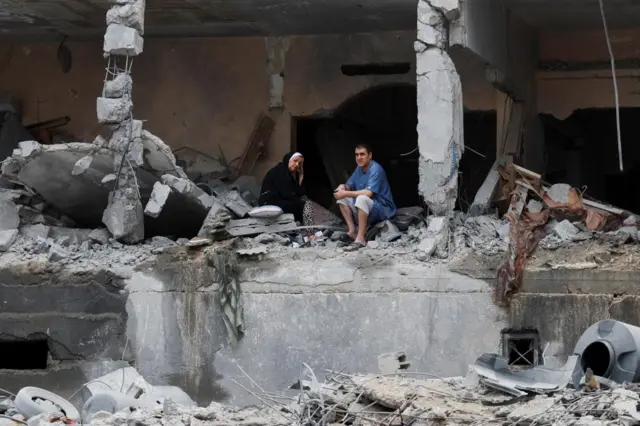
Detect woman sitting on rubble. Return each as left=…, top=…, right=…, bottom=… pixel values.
left=259, top=152, right=339, bottom=227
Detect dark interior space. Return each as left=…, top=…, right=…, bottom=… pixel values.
left=506, top=338, right=535, bottom=366
left=581, top=341, right=612, bottom=377
left=294, top=84, right=419, bottom=211
left=542, top=108, right=640, bottom=213
left=457, top=110, right=497, bottom=212
left=0, top=339, right=48, bottom=369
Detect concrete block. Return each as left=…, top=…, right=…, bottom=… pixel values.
left=103, top=73, right=133, bottom=98
left=527, top=199, right=544, bottom=213
left=106, top=0, right=145, bottom=34
left=553, top=220, right=579, bottom=241
left=547, top=183, right=572, bottom=205
left=102, top=191, right=144, bottom=243
left=0, top=229, right=18, bottom=252
left=48, top=243, right=69, bottom=262
left=97, top=97, right=132, bottom=124
left=0, top=199, right=19, bottom=231
left=103, top=24, right=144, bottom=56
left=144, top=182, right=170, bottom=218
left=89, top=229, right=111, bottom=245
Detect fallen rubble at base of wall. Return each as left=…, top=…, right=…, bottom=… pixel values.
left=4, top=355, right=640, bottom=426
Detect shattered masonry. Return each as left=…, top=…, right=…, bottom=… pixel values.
left=97, top=0, right=146, bottom=243
left=416, top=0, right=463, bottom=216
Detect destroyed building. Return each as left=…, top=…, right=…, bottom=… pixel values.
left=2, top=0, right=640, bottom=413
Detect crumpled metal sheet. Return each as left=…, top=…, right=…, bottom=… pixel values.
left=472, top=353, right=582, bottom=396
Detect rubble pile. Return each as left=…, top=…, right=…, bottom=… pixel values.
left=5, top=364, right=640, bottom=426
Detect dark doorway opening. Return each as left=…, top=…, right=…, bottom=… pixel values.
left=457, top=110, right=497, bottom=212
left=294, top=84, right=419, bottom=210
left=0, top=339, right=49, bottom=369
left=542, top=108, right=640, bottom=213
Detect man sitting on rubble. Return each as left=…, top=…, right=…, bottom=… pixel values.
left=334, top=144, right=396, bottom=251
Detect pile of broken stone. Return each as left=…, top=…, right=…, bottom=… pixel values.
left=459, top=162, right=640, bottom=258
left=4, top=358, right=639, bottom=426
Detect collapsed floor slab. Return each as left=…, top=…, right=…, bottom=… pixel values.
left=1, top=141, right=208, bottom=238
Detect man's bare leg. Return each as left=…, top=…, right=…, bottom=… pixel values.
left=339, top=203, right=357, bottom=240
left=355, top=208, right=368, bottom=244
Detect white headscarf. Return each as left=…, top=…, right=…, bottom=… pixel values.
left=290, top=152, right=303, bottom=161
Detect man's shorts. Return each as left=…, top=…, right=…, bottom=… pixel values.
left=337, top=195, right=385, bottom=226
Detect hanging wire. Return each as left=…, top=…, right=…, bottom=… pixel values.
left=598, top=0, right=624, bottom=172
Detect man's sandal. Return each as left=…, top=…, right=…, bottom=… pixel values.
left=344, top=241, right=366, bottom=252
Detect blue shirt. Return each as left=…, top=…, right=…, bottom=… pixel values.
left=346, top=160, right=396, bottom=220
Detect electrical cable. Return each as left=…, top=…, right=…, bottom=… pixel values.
left=598, top=0, right=624, bottom=171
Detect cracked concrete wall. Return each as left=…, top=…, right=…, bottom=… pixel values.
left=121, top=250, right=640, bottom=407
left=0, top=32, right=417, bottom=181
left=416, top=0, right=464, bottom=215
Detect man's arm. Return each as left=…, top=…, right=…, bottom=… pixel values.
left=340, top=189, right=373, bottom=198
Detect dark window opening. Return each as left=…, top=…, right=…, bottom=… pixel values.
left=341, top=63, right=411, bottom=76
left=581, top=341, right=613, bottom=377
left=542, top=108, right=640, bottom=214
left=501, top=330, right=539, bottom=367
left=293, top=84, right=419, bottom=211
left=0, top=339, right=49, bottom=369
left=457, top=110, right=497, bottom=212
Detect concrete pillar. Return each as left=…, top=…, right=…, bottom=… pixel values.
left=416, top=0, right=464, bottom=215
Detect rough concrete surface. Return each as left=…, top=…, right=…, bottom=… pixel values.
left=416, top=0, right=463, bottom=215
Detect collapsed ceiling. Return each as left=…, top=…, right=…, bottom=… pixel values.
left=0, top=0, right=417, bottom=39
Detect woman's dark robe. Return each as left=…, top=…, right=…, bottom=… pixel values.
left=258, top=152, right=305, bottom=221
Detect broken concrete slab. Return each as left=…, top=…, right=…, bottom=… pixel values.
left=469, top=159, right=501, bottom=217
left=197, top=200, right=232, bottom=238
left=144, top=182, right=170, bottom=218
left=97, top=97, right=132, bottom=125
left=217, top=214, right=298, bottom=238
left=0, top=229, right=18, bottom=252
left=221, top=190, right=252, bottom=218
left=103, top=73, right=133, bottom=99
left=161, top=174, right=213, bottom=210
left=141, top=131, right=188, bottom=180
left=106, top=0, right=145, bottom=34
left=103, top=24, right=144, bottom=56
left=0, top=199, right=19, bottom=231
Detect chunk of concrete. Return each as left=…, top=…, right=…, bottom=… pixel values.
left=547, top=183, right=572, bottom=205
left=103, top=24, right=144, bottom=56
left=0, top=199, right=19, bottom=231
left=106, top=0, right=145, bottom=34
left=0, top=229, right=18, bottom=252
left=97, top=97, right=132, bottom=124
left=89, top=228, right=111, bottom=245
left=48, top=243, right=69, bottom=262
left=103, top=73, right=133, bottom=98
left=141, top=131, right=188, bottom=180
left=72, top=155, right=94, bottom=176
left=20, top=224, right=50, bottom=240
left=161, top=174, right=213, bottom=210
left=418, top=237, right=437, bottom=256
left=553, top=220, right=579, bottom=241
left=527, top=199, right=544, bottom=213
left=144, top=182, right=170, bottom=218
left=102, top=190, right=144, bottom=243
left=197, top=199, right=231, bottom=238
left=102, top=174, right=117, bottom=185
